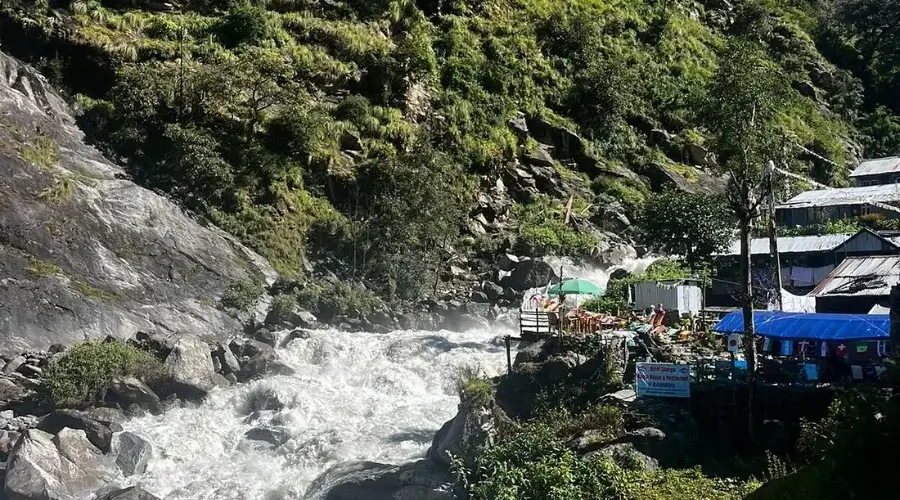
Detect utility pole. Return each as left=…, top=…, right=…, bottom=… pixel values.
left=766, top=160, right=783, bottom=310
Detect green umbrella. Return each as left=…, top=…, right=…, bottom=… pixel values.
left=546, top=279, right=604, bottom=296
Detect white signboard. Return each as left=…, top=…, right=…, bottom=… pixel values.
left=636, top=362, right=691, bottom=398
left=727, top=334, right=742, bottom=353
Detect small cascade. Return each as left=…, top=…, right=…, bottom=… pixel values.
left=520, top=255, right=659, bottom=310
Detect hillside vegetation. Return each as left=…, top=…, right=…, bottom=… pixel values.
left=2, top=0, right=899, bottom=303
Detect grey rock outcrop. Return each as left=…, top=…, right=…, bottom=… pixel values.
left=164, top=334, right=216, bottom=400
left=4, top=428, right=114, bottom=500
left=0, top=51, right=276, bottom=355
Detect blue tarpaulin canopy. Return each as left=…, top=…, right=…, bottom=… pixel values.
left=713, top=311, right=890, bottom=341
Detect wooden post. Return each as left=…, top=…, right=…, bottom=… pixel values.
left=767, top=160, right=784, bottom=310
left=891, top=285, right=900, bottom=394
left=505, top=335, right=512, bottom=374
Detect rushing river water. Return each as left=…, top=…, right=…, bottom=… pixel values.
left=117, top=327, right=511, bottom=500
left=110, top=257, right=655, bottom=499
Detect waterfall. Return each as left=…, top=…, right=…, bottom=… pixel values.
left=520, top=255, right=659, bottom=310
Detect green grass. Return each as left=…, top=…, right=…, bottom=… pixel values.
left=41, top=340, right=163, bottom=408
left=454, top=365, right=494, bottom=409
left=26, top=259, right=62, bottom=277
left=220, top=277, right=264, bottom=311
left=74, top=280, right=122, bottom=302
left=38, top=177, right=76, bottom=203
left=19, top=134, right=59, bottom=168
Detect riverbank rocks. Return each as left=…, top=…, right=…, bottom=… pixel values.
left=112, top=431, right=152, bottom=476
left=164, top=334, right=217, bottom=400
left=4, top=428, right=114, bottom=500
left=307, top=460, right=458, bottom=500
left=106, top=376, right=161, bottom=415
left=96, top=486, right=162, bottom=500
left=230, top=339, right=295, bottom=381
left=38, top=409, right=120, bottom=453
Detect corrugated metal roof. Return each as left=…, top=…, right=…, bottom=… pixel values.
left=810, top=255, right=900, bottom=297
left=720, top=233, right=851, bottom=256
left=850, top=156, right=900, bottom=177
left=776, top=184, right=900, bottom=209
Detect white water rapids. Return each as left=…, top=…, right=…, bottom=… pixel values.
left=117, top=327, right=511, bottom=500
left=109, top=257, right=656, bottom=499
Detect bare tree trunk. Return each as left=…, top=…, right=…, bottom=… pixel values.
left=739, top=214, right=758, bottom=440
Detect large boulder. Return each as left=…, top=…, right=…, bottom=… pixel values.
left=38, top=409, right=120, bottom=453
left=426, top=410, right=466, bottom=467
left=0, top=51, right=276, bottom=356
left=163, top=334, right=216, bottom=400
left=4, top=428, right=114, bottom=500
left=106, top=375, right=160, bottom=414
left=112, top=431, right=153, bottom=476
left=232, top=340, right=295, bottom=381
left=503, top=259, right=558, bottom=291
left=306, top=460, right=457, bottom=500
left=263, top=304, right=318, bottom=330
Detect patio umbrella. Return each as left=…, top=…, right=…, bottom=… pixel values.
left=546, top=279, right=604, bottom=296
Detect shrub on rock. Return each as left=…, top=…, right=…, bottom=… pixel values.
left=42, top=341, right=163, bottom=408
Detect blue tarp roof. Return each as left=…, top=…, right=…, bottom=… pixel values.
left=713, top=311, right=890, bottom=341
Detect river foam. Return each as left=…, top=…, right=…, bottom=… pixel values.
left=117, top=327, right=511, bottom=500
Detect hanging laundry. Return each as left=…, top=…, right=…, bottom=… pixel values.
left=819, top=341, right=828, bottom=357
left=877, top=341, right=889, bottom=357
left=780, top=340, right=794, bottom=356
left=804, top=363, right=818, bottom=381
left=762, top=337, right=771, bottom=352
left=790, top=267, right=815, bottom=285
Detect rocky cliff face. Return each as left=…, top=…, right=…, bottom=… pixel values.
left=0, top=52, right=276, bottom=354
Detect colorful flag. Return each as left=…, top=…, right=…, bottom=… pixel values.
left=819, top=341, right=828, bottom=357
left=836, top=343, right=848, bottom=357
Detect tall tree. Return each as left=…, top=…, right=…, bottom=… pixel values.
left=701, top=39, right=791, bottom=438
left=638, top=191, right=735, bottom=273
left=829, top=0, right=900, bottom=112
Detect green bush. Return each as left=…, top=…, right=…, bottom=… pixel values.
left=221, top=277, right=265, bottom=311
left=295, top=280, right=381, bottom=321
left=270, top=293, right=298, bottom=318
left=455, top=366, right=494, bottom=409
left=42, top=340, right=164, bottom=408
left=513, top=198, right=598, bottom=257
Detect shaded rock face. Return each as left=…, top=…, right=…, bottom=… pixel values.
left=644, top=162, right=726, bottom=195
left=307, top=460, right=458, bottom=500
left=503, top=259, right=558, bottom=291
left=96, top=486, right=161, bottom=500
left=112, top=431, right=152, bottom=476
left=0, top=51, right=276, bottom=355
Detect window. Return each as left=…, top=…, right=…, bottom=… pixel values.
left=861, top=205, right=871, bottom=216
